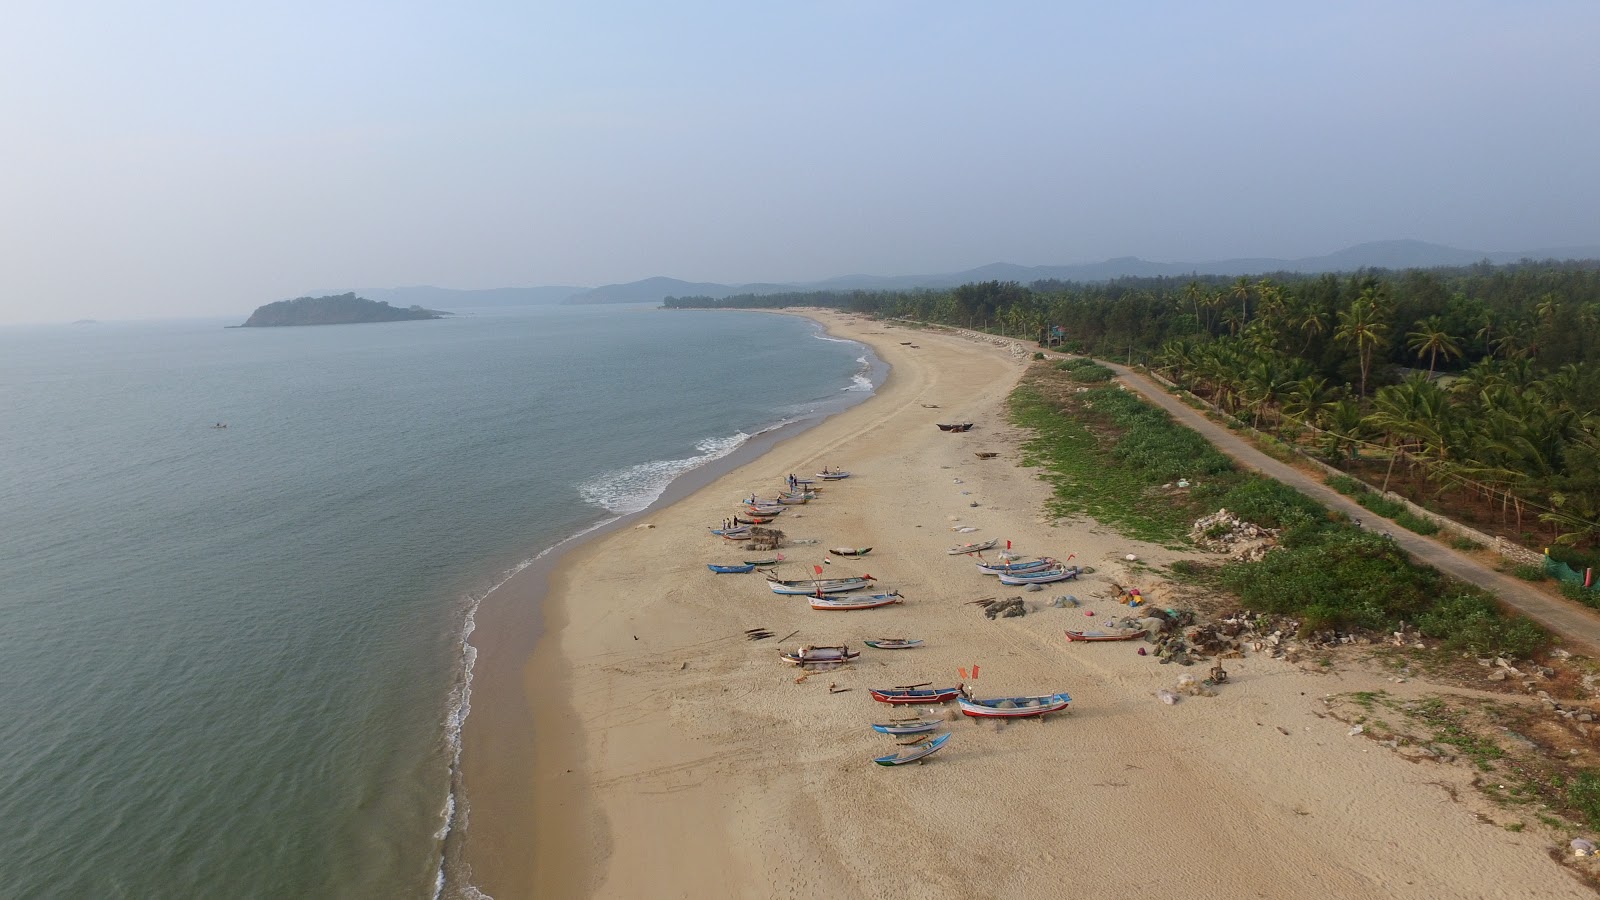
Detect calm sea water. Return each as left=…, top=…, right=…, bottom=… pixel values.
left=0, top=305, right=873, bottom=899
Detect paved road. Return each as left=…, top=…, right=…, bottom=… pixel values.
left=1102, top=361, right=1600, bottom=657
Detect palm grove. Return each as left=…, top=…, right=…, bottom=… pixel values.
left=666, top=262, right=1600, bottom=556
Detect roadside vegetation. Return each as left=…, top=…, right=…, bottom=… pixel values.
left=1011, top=361, right=1548, bottom=657
left=666, top=262, right=1600, bottom=564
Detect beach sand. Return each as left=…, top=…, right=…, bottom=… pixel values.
left=461, top=310, right=1585, bottom=899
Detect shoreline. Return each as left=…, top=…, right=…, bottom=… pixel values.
left=464, top=311, right=1584, bottom=899
left=454, top=310, right=887, bottom=898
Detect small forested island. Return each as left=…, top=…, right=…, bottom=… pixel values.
left=238, top=293, right=449, bottom=327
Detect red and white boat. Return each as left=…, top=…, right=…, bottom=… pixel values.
left=957, top=692, right=1071, bottom=719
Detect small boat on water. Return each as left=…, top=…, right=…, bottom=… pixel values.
left=947, top=538, right=998, bottom=555
left=975, top=557, right=1055, bottom=576
left=815, top=470, right=851, bottom=480
left=997, top=566, right=1081, bottom=585
left=780, top=644, right=861, bottom=665
left=744, top=554, right=785, bottom=566
left=870, top=717, right=941, bottom=734
left=810, top=592, right=902, bottom=611
left=863, top=638, right=923, bottom=650
left=873, top=732, right=951, bottom=766
left=829, top=546, right=872, bottom=557
left=870, top=685, right=964, bottom=704
left=958, top=692, right=1072, bottom=720
left=769, top=576, right=874, bottom=595
left=1065, top=628, right=1148, bottom=642
left=936, top=423, right=974, bottom=432
left=707, top=563, right=756, bottom=574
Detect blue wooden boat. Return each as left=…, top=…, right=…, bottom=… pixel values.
left=975, top=557, right=1055, bottom=576
left=707, top=563, right=756, bottom=574
left=997, top=565, right=1081, bottom=585
left=870, top=717, right=940, bottom=734
left=873, top=732, right=951, bottom=766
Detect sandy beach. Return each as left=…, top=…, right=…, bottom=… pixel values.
left=461, top=310, right=1586, bottom=899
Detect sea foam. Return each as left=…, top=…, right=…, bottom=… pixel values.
left=577, top=433, right=751, bottom=515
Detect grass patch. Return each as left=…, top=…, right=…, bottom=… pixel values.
left=1053, top=357, right=1115, bottom=382
left=1355, top=492, right=1407, bottom=518
left=1449, top=533, right=1484, bottom=551
left=1325, top=474, right=1368, bottom=497
left=1511, top=564, right=1546, bottom=582
left=1564, top=771, right=1600, bottom=829
left=1395, top=510, right=1440, bottom=535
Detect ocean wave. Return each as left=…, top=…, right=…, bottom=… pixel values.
left=577, top=433, right=750, bottom=515
left=842, top=354, right=872, bottom=391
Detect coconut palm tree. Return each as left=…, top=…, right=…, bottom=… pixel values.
left=1406, top=316, right=1464, bottom=375
left=1335, top=289, right=1390, bottom=397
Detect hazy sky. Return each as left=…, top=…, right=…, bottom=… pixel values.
left=3, top=1, right=1598, bottom=322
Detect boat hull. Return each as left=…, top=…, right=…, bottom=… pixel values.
left=1064, top=629, right=1147, bottom=642
left=997, top=567, right=1080, bottom=585
left=947, top=539, right=998, bottom=555
left=707, top=564, right=755, bottom=574
left=869, top=686, right=963, bottom=704
left=769, top=578, right=872, bottom=595
left=873, top=732, right=951, bottom=766
left=810, top=593, right=902, bottom=610
left=957, top=693, right=1072, bottom=719
left=863, top=639, right=923, bottom=650
left=870, top=719, right=940, bottom=734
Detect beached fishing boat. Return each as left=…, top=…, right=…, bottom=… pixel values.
left=957, top=692, right=1072, bottom=719
left=863, top=638, right=923, bottom=650
left=810, top=592, right=902, bottom=610
left=744, top=554, right=784, bottom=566
left=707, top=563, right=756, bottom=574
left=815, top=470, right=850, bottom=480
left=936, top=423, right=974, bottom=432
left=774, top=495, right=808, bottom=505
left=733, top=515, right=774, bottom=525
left=1064, top=628, right=1148, bottom=642
left=745, top=506, right=784, bottom=517
left=947, top=538, right=998, bottom=555
left=869, top=685, right=964, bottom=704
left=873, top=732, right=951, bottom=766
left=711, top=526, right=752, bottom=537
left=779, top=645, right=860, bottom=665
left=975, top=557, right=1055, bottom=576
left=768, top=576, right=874, bottom=595
left=870, top=717, right=941, bottom=734
left=997, top=566, right=1081, bottom=585
left=828, top=546, right=872, bottom=557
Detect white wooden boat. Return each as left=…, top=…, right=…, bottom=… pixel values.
left=957, top=692, right=1071, bottom=719
left=947, top=538, right=998, bottom=555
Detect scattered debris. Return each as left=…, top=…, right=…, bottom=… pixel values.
left=981, top=597, right=1027, bottom=619
left=1190, top=508, right=1278, bottom=561
left=1156, top=689, right=1179, bottom=705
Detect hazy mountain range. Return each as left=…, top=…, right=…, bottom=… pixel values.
left=340, top=240, right=1600, bottom=309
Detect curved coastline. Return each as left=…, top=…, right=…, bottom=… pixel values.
left=452, top=310, right=885, bottom=898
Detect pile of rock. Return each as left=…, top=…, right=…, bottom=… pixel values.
left=1189, top=509, right=1278, bottom=561
left=742, top=527, right=785, bottom=551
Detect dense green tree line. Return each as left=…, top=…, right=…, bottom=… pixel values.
left=665, top=261, right=1600, bottom=548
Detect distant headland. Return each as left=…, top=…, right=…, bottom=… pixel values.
left=237, top=293, right=450, bottom=327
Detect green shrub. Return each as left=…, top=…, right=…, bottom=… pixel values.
left=1355, top=493, right=1406, bottom=518
left=1220, top=529, right=1439, bottom=633
left=1417, top=591, right=1550, bottom=658
left=1511, top=564, right=1546, bottom=582
left=1325, top=475, right=1368, bottom=497
left=1032, top=351, right=1045, bottom=360
left=1565, top=772, right=1600, bottom=830
left=1561, top=582, right=1600, bottom=607
left=1449, top=534, right=1484, bottom=551
left=1395, top=511, right=1440, bottom=535
left=1053, top=358, right=1116, bottom=382
left=1215, top=477, right=1327, bottom=531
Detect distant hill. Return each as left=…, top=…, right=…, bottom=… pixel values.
left=559, top=239, right=1600, bottom=305
left=355, top=285, right=584, bottom=308
left=239, top=293, right=448, bottom=327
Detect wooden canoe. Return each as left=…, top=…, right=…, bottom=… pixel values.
left=829, top=546, right=872, bottom=557
left=810, top=592, right=902, bottom=611
left=958, top=692, right=1071, bottom=719
left=947, top=538, right=998, bottom=555
left=863, top=638, right=923, bottom=650
left=873, top=732, right=951, bottom=766
left=1064, top=628, right=1148, bottom=642
left=707, top=563, right=755, bottom=574
left=869, top=685, right=964, bottom=704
